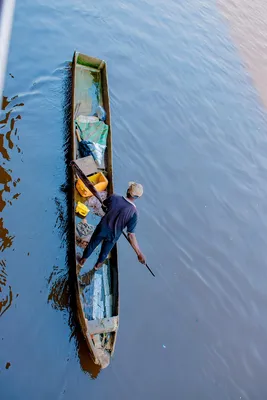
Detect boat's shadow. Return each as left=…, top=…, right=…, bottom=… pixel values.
left=47, top=265, right=100, bottom=379
left=47, top=64, right=101, bottom=379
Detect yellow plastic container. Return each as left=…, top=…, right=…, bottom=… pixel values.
left=75, top=201, right=89, bottom=217
left=76, top=172, right=108, bottom=198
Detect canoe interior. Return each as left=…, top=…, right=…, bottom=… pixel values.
left=71, top=52, right=119, bottom=369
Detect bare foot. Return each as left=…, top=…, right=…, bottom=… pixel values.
left=79, top=258, right=87, bottom=266
left=77, top=254, right=86, bottom=266
left=94, top=262, right=103, bottom=271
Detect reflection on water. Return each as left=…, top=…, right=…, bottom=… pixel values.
left=0, top=259, right=12, bottom=316
left=0, top=95, right=23, bottom=317
left=2, top=0, right=267, bottom=397
left=218, top=0, right=267, bottom=107
left=47, top=266, right=69, bottom=311
left=5, top=362, right=11, bottom=370
left=46, top=66, right=100, bottom=378
left=47, top=263, right=100, bottom=379
left=74, top=325, right=101, bottom=379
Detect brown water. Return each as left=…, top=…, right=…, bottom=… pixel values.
left=218, top=0, right=267, bottom=108
left=1, top=0, right=267, bottom=399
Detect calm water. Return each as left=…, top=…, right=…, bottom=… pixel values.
left=1, top=0, right=267, bottom=399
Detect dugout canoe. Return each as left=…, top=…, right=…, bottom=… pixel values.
left=71, top=51, right=119, bottom=369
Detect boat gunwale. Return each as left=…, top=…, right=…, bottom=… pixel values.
left=71, top=51, right=119, bottom=368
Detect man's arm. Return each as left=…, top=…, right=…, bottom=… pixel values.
left=126, top=211, right=146, bottom=264
left=127, top=233, right=146, bottom=264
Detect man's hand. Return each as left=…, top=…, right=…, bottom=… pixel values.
left=137, top=252, right=146, bottom=265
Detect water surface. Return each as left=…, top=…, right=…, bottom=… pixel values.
left=1, top=0, right=267, bottom=399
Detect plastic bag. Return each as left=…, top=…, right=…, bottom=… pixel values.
left=96, top=105, right=106, bottom=122
left=93, top=142, right=106, bottom=166
left=77, top=115, right=99, bottom=124
left=79, top=140, right=93, bottom=158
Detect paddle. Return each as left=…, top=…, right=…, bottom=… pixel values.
left=120, top=231, right=155, bottom=277
left=70, top=160, right=155, bottom=277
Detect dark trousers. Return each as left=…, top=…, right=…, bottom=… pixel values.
left=82, top=225, right=116, bottom=264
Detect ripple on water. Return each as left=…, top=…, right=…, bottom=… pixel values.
left=0, top=95, right=23, bottom=317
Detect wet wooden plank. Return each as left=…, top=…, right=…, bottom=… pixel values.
left=86, top=316, right=118, bottom=335
left=74, top=155, right=98, bottom=176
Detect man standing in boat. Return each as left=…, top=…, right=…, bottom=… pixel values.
left=79, top=182, right=146, bottom=270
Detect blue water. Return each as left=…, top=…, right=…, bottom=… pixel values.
left=1, top=0, right=267, bottom=399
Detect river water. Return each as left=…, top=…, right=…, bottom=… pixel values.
left=1, top=0, right=267, bottom=399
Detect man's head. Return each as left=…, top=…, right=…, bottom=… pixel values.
left=127, top=182, right=143, bottom=200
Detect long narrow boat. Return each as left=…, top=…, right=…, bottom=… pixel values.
left=71, top=51, right=119, bottom=369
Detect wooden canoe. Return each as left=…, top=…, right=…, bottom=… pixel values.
left=71, top=51, right=119, bottom=369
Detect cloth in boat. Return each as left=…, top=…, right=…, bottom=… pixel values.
left=76, top=220, right=95, bottom=249
left=85, top=190, right=107, bottom=217
left=76, top=236, right=89, bottom=249
left=78, top=140, right=95, bottom=159
left=82, top=194, right=138, bottom=263
left=76, top=220, right=95, bottom=237
left=76, top=118, right=108, bottom=166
